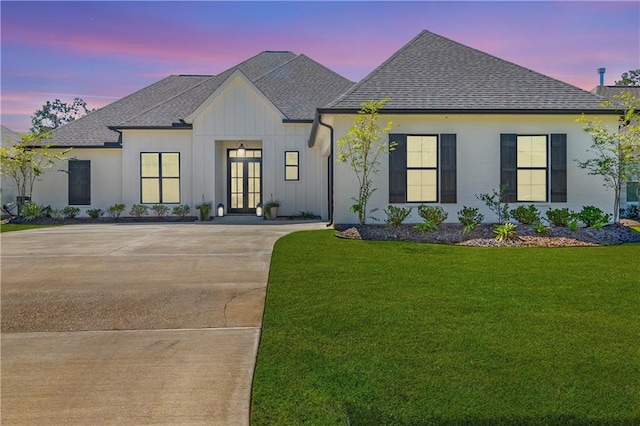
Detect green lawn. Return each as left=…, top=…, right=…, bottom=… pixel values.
left=251, top=230, right=639, bottom=425
left=0, top=223, right=59, bottom=233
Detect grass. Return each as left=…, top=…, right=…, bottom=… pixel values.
left=251, top=230, right=639, bottom=425
left=0, top=223, right=59, bottom=233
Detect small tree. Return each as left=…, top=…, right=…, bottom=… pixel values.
left=577, top=92, right=640, bottom=223
left=0, top=131, right=72, bottom=214
left=337, top=98, right=394, bottom=225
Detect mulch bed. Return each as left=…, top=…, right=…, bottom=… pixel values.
left=337, top=221, right=640, bottom=247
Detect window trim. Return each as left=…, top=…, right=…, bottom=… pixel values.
left=68, top=159, right=91, bottom=206
left=140, top=152, right=181, bottom=204
left=284, top=150, right=300, bottom=181
left=406, top=134, right=439, bottom=203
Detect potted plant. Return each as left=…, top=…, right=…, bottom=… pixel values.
left=196, top=202, right=212, bottom=221
left=264, top=199, right=280, bottom=220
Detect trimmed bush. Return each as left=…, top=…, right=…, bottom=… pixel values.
left=457, top=206, right=484, bottom=234
left=511, top=204, right=541, bottom=225
left=384, top=205, right=412, bottom=227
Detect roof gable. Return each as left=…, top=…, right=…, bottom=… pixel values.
left=184, top=69, right=286, bottom=124
left=328, top=30, right=615, bottom=112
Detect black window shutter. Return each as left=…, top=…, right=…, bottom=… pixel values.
left=550, top=134, right=567, bottom=202
left=440, top=134, right=457, bottom=203
left=500, top=134, right=517, bottom=202
left=389, top=134, right=407, bottom=203
left=68, top=160, right=91, bottom=205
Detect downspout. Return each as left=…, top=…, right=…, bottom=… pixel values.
left=318, top=116, right=334, bottom=227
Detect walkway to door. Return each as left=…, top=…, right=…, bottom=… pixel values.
left=1, top=222, right=325, bottom=425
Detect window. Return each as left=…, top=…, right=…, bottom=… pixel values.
left=389, top=134, right=457, bottom=203
left=68, top=160, right=91, bottom=205
left=140, top=153, right=180, bottom=203
left=516, top=135, right=547, bottom=201
left=501, top=134, right=566, bottom=203
left=627, top=181, right=639, bottom=202
left=407, top=136, right=438, bottom=202
left=285, top=151, right=299, bottom=181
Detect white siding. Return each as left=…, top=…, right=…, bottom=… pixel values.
left=331, top=113, right=618, bottom=224
left=30, top=148, right=123, bottom=214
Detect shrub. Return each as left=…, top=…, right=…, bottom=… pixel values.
left=299, top=211, right=315, bottom=220
left=510, top=205, right=541, bottom=225
left=534, top=222, right=550, bottom=234
left=384, top=205, right=412, bottom=227
left=49, top=209, right=64, bottom=221
left=546, top=208, right=574, bottom=227
left=87, top=208, right=104, bottom=219
left=151, top=204, right=169, bottom=217
left=476, top=186, right=510, bottom=223
left=62, top=206, right=80, bottom=219
left=172, top=204, right=191, bottom=218
left=493, top=222, right=517, bottom=241
left=457, top=206, right=484, bottom=235
left=107, top=203, right=126, bottom=219
left=129, top=204, right=148, bottom=220
left=578, top=205, right=611, bottom=228
left=417, top=205, right=448, bottom=226
left=22, top=202, right=43, bottom=221
left=413, top=221, right=438, bottom=233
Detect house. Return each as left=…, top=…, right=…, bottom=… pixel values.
left=2, top=30, right=622, bottom=223
left=590, top=85, right=640, bottom=208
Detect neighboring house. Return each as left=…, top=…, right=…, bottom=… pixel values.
left=4, top=30, right=622, bottom=223
left=590, top=85, right=640, bottom=207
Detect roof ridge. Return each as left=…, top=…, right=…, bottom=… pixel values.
left=326, top=30, right=428, bottom=107
left=115, top=74, right=218, bottom=126
left=252, top=54, right=299, bottom=83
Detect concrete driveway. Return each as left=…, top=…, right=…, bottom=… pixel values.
left=1, top=222, right=325, bottom=425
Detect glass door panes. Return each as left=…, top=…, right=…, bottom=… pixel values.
left=228, top=149, right=262, bottom=213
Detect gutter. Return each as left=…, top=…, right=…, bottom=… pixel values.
left=317, top=115, right=334, bottom=227
left=314, top=107, right=622, bottom=115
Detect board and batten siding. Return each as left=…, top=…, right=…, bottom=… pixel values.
left=191, top=74, right=324, bottom=218
left=331, top=113, right=617, bottom=225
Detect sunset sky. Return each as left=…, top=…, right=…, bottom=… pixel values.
left=1, top=1, right=639, bottom=132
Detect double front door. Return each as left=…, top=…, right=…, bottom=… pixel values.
left=227, top=149, right=261, bottom=214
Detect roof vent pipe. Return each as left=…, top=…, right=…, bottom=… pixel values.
left=597, top=68, right=606, bottom=86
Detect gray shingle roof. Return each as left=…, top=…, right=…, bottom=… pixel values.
left=1, top=125, right=21, bottom=146
left=120, top=51, right=353, bottom=127
left=327, top=30, right=616, bottom=113
left=254, top=54, right=354, bottom=120
left=47, top=75, right=211, bottom=146
left=591, top=86, right=640, bottom=105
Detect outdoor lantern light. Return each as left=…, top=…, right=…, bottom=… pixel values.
left=256, top=202, right=263, bottom=217
left=237, top=142, right=246, bottom=158
left=217, top=203, right=224, bottom=217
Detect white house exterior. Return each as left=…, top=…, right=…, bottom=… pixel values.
left=2, top=31, right=625, bottom=223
